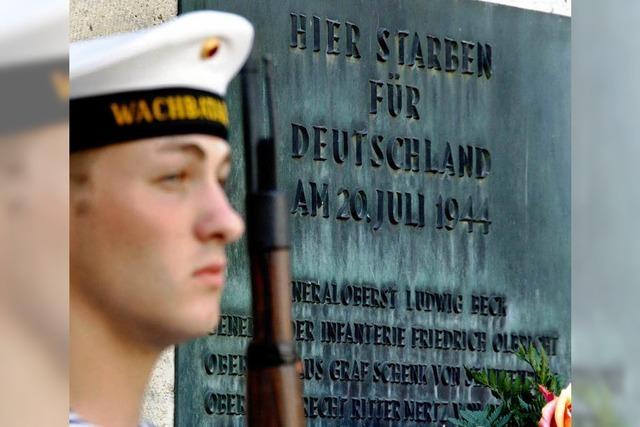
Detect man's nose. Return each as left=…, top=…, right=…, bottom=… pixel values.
left=194, top=184, right=245, bottom=244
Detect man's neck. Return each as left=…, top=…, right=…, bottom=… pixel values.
left=0, top=311, right=68, bottom=426
left=71, top=296, right=162, bottom=427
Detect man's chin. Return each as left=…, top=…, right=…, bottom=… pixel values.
left=179, top=309, right=221, bottom=342
left=144, top=310, right=220, bottom=348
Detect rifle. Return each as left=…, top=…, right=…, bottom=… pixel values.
left=240, top=56, right=305, bottom=427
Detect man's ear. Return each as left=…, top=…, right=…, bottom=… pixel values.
left=70, top=150, right=98, bottom=216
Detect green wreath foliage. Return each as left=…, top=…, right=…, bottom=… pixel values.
left=449, top=344, right=563, bottom=426
left=449, top=406, right=511, bottom=427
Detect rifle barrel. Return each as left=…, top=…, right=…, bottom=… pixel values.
left=241, top=58, right=305, bottom=427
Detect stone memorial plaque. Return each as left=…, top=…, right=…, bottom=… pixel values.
left=175, top=1, right=570, bottom=425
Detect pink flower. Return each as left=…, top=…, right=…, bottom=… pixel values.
left=538, top=384, right=572, bottom=427
left=538, top=385, right=556, bottom=403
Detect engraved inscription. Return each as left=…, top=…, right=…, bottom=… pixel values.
left=176, top=2, right=570, bottom=425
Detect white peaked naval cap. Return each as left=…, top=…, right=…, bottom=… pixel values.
left=0, top=0, right=69, bottom=133
left=0, top=0, right=68, bottom=67
left=70, top=11, right=254, bottom=152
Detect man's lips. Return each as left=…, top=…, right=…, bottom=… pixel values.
left=193, top=261, right=227, bottom=288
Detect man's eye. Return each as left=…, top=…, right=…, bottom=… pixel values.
left=164, top=172, right=187, bottom=181
left=158, top=171, right=189, bottom=186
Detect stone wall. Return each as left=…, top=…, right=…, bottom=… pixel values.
left=70, top=0, right=570, bottom=41
left=482, top=0, right=570, bottom=15
left=70, top=0, right=176, bottom=41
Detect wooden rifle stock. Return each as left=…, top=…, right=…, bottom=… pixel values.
left=241, top=58, right=305, bottom=427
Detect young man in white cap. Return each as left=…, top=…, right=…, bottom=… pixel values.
left=0, top=0, right=69, bottom=424
left=69, top=11, right=253, bottom=426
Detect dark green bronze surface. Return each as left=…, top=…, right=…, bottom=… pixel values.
left=176, top=1, right=570, bottom=425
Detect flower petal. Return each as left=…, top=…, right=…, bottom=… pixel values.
left=539, top=398, right=558, bottom=427
left=538, top=384, right=556, bottom=403
left=555, top=384, right=572, bottom=427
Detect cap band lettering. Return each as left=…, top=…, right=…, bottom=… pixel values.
left=70, top=87, right=228, bottom=152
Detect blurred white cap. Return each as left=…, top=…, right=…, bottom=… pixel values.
left=0, top=0, right=68, bottom=67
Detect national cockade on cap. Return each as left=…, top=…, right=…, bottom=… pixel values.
left=70, top=11, right=254, bottom=152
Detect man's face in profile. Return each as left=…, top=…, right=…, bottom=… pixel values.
left=70, top=134, right=244, bottom=346
left=0, top=122, right=69, bottom=355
